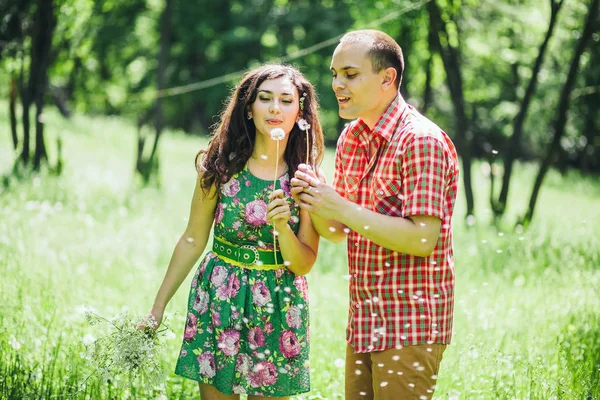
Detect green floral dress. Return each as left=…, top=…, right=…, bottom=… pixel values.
left=174, top=165, right=310, bottom=397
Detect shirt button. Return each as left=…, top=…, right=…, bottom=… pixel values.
left=355, top=303, right=360, bottom=309
left=378, top=190, right=383, bottom=195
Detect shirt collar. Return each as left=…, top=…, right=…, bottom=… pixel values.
left=350, top=93, right=408, bottom=145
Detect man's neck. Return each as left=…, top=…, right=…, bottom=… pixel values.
left=361, top=90, right=399, bottom=130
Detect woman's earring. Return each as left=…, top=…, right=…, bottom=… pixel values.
left=247, top=113, right=252, bottom=120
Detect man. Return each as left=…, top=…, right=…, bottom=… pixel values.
left=291, top=30, right=459, bottom=399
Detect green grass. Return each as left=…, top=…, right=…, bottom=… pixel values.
left=1, top=104, right=599, bottom=399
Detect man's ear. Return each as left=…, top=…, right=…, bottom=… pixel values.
left=381, top=67, right=397, bottom=90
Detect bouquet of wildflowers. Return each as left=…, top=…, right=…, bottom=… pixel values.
left=81, top=309, right=170, bottom=390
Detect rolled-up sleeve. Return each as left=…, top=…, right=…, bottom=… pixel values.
left=400, top=136, right=447, bottom=219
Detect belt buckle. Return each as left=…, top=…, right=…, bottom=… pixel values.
left=240, top=245, right=260, bottom=265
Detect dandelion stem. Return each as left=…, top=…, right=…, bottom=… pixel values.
left=273, top=140, right=279, bottom=267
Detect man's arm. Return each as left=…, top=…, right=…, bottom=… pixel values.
left=292, top=172, right=440, bottom=256
left=294, top=136, right=449, bottom=257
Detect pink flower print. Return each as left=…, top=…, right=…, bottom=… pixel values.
left=218, top=329, right=240, bottom=357
left=222, top=178, right=241, bottom=197
left=211, top=265, right=228, bottom=287
left=248, top=326, right=265, bottom=348
left=231, top=308, right=240, bottom=320
left=248, top=361, right=278, bottom=388
left=264, top=321, right=273, bottom=335
left=232, top=221, right=241, bottom=230
left=192, top=289, right=209, bottom=315
left=235, top=353, right=252, bottom=377
left=227, top=273, right=241, bottom=297
left=245, top=200, right=268, bottom=226
left=251, top=281, right=271, bottom=306
left=199, top=256, right=210, bottom=276
left=275, top=268, right=284, bottom=279
left=212, top=311, right=221, bottom=327
left=179, top=349, right=187, bottom=358
left=280, top=177, right=291, bottom=196
left=245, top=180, right=252, bottom=187
left=279, top=330, right=301, bottom=358
left=294, top=276, right=308, bottom=300
left=215, top=203, right=224, bottom=224
left=285, top=305, right=302, bottom=329
left=233, top=197, right=240, bottom=205
left=184, top=313, right=197, bottom=340
left=197, top=352, right=216, bottom=378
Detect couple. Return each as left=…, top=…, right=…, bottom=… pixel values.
left=142, top=29, right=459, bottom=400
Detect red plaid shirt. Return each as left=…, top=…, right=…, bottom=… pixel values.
left=333, top=94, right=459, bottom=353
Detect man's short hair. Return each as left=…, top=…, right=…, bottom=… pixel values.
left=340, top=29, right=405, bottom=88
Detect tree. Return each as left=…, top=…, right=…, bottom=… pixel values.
left=427, top=0, right=475, bottom=220
left=135, top=0, right=173, bottom=183
left=521, top=0, right=599, bottom=225
left=492, top=0, right=565, bottom=218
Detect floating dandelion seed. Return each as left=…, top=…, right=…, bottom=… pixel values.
left=359, top=392, right=367, bottom=396
left=364, top=225, right=370, bottom=230
left=334, top=358, right=344, bottom=368
left=355, top=369, right=362, bottom=375
left=421, top=238, right=427, bottom=243
left=329, top=226, right=336, bottom=232
left=492, top=149, right=498, bottom=155
left=343, top=228, right=351, bottom=234
left=260, top=154, right=268, bottom=160
left=466, top=215, right=476, bottom=226
left=380, top=382, right=388, bottom=387
left=185, top=237, right=194, bottom=243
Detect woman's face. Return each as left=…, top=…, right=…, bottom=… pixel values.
left=250, top=76, right=300, bottom=139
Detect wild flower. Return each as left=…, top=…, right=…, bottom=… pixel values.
left=80, top=309, right=169, bottom=391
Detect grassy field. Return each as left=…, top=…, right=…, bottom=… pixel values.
left=1, top=105, right=599, bottom=399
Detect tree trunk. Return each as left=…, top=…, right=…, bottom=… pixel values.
left=427, top=0, right=475, bottom=220
left=522, top=0, right=599, bottom=226
left=10, top=75, right=19, bottom=150
left=149, top=0, right=173, bottom=165
left=20, top=51, right=31, bottom=164
left=422, top=21, right=436, bottom=114
left=136, top=0, right=173, bottom=182
left=32, top=0, right=54, bottom=170
left=494, top=0, right=564, bottom=217
left=579, top=112, right=597, bottom=173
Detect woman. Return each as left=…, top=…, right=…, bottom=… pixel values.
left=142, top=64, right=324, bottom=399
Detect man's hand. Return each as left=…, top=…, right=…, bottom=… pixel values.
left=291, top=164, right=346, bottom=221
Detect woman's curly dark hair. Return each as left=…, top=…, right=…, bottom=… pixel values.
left=195, top=64, right=324, bottom=193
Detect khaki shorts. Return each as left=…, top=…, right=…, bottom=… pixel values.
left=345, top=343, right=447, bottom=400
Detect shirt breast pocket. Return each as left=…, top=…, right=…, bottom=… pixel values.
left=372, top=177, right=403, bottom=216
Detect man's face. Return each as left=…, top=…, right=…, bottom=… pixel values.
left=330, top=41, right=387, bottom=126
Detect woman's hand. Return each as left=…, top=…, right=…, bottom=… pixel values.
left=267, top=189, right=291, bottom=233
left=137, top=306, right=164, bottom=331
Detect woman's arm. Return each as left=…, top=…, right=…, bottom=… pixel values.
left=267, top=190, right=319, bottom=276
left=147, top=173, right=218, bottom=327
